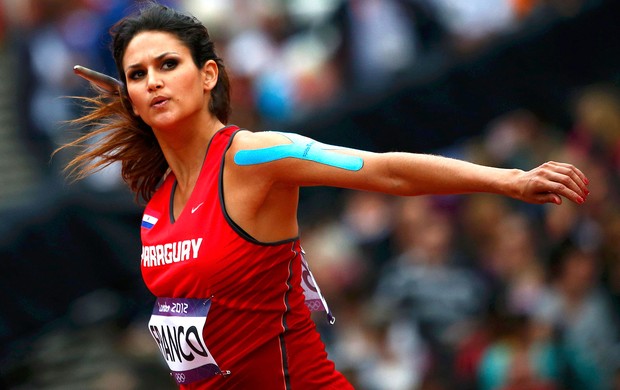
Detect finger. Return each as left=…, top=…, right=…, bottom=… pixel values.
left=548, top=193, right=563, bottom=205
left=527, top=168, right=583, bottom=204
left=547, top=161, right=589, bottom=193
left=545, top=180, right=585, bottom=204
left=539, top=162, right=588, bottom=200
left=545, top=170, right=586, bottom=200
left=533, top=191, right=563, bottom=205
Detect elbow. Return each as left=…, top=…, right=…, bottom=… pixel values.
left=382, top=169, right=421, bottom=196
left=379, top=155, right=420, bottom=196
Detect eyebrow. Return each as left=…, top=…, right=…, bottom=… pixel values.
left=125, top=51, right=180, bottom=72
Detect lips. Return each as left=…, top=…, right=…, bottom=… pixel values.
left=150, top=96, right=169, bottom=107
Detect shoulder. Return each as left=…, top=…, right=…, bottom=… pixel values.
left=226, top=130, right=301, bottom=179
left=231, top=129, right=297, bottom=151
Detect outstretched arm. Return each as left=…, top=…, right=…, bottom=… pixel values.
left=349, top=152, right=588, bottom=205
left=230, top=131, right=589, bottom=206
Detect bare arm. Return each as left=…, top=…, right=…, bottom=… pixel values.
left=349, top=152, right=588, bottom=205
left=230, top=131, right=589, bottom=205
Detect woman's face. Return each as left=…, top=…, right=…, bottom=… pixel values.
left=122, top=31, right=217, bottom=130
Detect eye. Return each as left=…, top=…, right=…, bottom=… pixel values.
left=162, top=59, right=178, bottom=70
left=127, top=69, right=145, bottom=80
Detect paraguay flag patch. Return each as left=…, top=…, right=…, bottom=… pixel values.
left=141, top=211, right=160, bottom=229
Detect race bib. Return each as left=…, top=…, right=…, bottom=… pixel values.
left=148, top=297, right=228, bottom=385
left=300, top=249, right=335, bottom=324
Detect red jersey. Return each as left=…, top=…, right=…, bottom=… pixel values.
left=140, top=125, right=353, bottom=389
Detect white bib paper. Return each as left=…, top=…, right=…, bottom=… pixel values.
left=148, top=297, right=225, bottom=385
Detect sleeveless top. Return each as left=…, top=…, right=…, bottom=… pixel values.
left=140, top=125, right=353, bottom=389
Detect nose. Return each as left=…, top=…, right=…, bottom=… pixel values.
left=147, top=72, right=163, bottom=91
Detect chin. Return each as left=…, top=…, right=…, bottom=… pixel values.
left=146, top=114, right=181, bottom=130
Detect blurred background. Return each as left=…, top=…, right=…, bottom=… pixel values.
left=1, top=0, right=620, bottom=389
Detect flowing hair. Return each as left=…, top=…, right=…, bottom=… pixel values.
left=57, top=2, right=231, bottom=203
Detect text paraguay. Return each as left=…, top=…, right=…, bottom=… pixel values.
left=142, top=238, right=203, bottom=267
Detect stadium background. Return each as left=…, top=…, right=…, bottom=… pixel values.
left=1, top=0, right=619, bottom=389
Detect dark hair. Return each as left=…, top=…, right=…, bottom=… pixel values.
left=57, top=2, right=231, bottom=202
left=111, top=2, right=230, bottom=123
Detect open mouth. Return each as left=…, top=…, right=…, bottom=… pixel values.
left=151, top=96, right=169, bottom=108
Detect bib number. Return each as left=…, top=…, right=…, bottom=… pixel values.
left=148, top=297, right=225, bottom=385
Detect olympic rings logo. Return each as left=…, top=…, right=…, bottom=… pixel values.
left=174, top=373, right=186, bottom=383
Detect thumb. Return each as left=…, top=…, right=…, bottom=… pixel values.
left=544, top=192, right=562, bottom=205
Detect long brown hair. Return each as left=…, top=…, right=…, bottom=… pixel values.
left=58, top=2, right=231, bottom=202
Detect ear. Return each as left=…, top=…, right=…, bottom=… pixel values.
left=202, top=60, right=219, bottom=92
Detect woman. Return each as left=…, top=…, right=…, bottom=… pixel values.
left=60, top=2, right=589, bottom=389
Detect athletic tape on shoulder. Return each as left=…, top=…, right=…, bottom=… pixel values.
left=234, top=132, right=363, bottom=171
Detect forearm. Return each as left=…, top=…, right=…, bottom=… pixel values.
left=381, top=152, right=522, bottom=197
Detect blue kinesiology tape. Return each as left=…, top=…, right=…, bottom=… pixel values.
left=234, top=132, right=363, bottom=171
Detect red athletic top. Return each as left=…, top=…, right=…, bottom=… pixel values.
left=140, top=125, right=353, bottom=389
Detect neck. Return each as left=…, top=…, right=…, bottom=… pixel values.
left=154, top=116, right=225, bottom=193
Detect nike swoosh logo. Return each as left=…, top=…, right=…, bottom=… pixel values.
left=191, top=202, right=204, bottom=214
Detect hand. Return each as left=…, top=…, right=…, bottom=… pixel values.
left=514, top=161, right=589, bottom=205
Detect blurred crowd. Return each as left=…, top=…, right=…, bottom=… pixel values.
left=306, top=95, right=620, bottom=389
left=1, top=0, right=620, bottom=389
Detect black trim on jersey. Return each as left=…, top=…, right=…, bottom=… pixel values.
left=169, top=180, right=177, bottom=223
left=219, top=128, right=300, bottom=247
left=169, top=125, right=235, bottom=224
left=278, top=244, right=295, bottom=390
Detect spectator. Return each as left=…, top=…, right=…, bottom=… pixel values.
left=533, top=240, right=619, bottom=389
left=373, top=200, right=489, bottom=381
left=477, top=312, right=562, bottom=390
